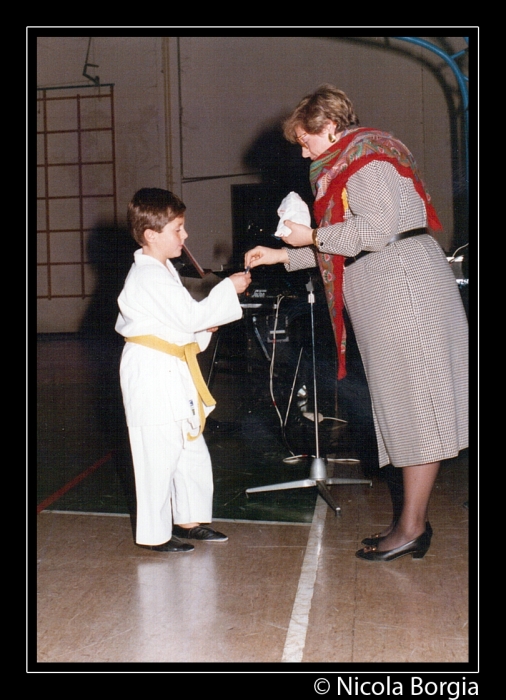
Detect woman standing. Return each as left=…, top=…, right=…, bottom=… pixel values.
left=245, top=85, right=468, bottom=562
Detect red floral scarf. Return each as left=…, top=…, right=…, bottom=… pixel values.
left=309, top=127, right=442, bottom=379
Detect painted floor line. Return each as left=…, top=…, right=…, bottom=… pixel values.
left=36, top=451, right=114, bottom=514
left=281, top=495, right=327, bottom=662
left=38, top=511, right=312, bottom=526
left=39, top=510, right=131, bottom=518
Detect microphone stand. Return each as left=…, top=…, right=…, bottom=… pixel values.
left=246, top=276, right=372, bottom=515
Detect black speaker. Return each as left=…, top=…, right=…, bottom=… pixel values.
left=232, top=183, right=313, bottom=267
left=232, top=183, right=318, bottom=302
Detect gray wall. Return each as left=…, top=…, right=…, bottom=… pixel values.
left=37, top=35, right=468, bottom=333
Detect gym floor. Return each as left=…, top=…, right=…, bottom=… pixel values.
left=35, top=290, right=472, bottom=668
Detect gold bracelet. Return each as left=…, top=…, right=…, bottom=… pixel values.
left=312, top=228, right=320, bottom=248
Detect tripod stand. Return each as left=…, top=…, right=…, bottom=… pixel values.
left=246, top=277, right=372, bottom=514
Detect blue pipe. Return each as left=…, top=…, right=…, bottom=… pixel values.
left=395, top=37, right=468, bottom=109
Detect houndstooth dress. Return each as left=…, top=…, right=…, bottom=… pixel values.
left=286, top=160, right=468, bottom=468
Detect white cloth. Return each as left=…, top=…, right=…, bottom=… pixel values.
left=115, top=250, right=243, bottom=543
left=274, top=191, right=311, bottom=237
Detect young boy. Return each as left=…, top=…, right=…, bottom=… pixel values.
left=115, top=188, right=251, bottom=552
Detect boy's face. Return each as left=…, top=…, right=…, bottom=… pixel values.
left=144, top=215, right=188, bottom=263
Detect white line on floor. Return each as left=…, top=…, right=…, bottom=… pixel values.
left=40, top=511, right=312, bottom=526
left=281, top=495, right=327, bottom=662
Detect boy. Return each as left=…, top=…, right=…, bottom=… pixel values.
left=115, top=188, right=251, bottom=552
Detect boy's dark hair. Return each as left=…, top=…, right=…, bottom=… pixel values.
left=127, top=188, right=186, bottom=245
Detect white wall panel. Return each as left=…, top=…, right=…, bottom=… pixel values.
left=178, top=36, right=467, bottom=254
left=36, top=35, right=468, bottom=332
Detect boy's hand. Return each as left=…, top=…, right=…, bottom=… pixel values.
left=229, top=271, right=251, bottom=294
left=206, top=327, right=219, bottom=333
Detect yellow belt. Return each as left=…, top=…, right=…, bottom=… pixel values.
left=125, top=335, right=215, bottom=440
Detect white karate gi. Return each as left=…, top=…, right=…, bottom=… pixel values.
left=115, top=249, right=243, bottom=545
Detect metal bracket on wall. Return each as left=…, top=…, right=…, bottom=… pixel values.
left=83, top=37, right=100, bottom=86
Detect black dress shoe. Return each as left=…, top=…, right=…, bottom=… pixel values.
left=172, top=524, right=228, bottom=542
left=361, top=521, right=432, bottom=547
left=355, top=527, right=432, bottom=562
left=136, top=536, right=194, bottom=553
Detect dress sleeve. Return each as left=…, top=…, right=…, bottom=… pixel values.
left=285, top=245, right=318, bottom=272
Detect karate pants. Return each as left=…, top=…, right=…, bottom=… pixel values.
left=128, top=422, right=214, bottom=545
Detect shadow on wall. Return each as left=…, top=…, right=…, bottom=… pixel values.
left=79, top=221, right=136, bottom=440
left=80, top=221, right=136, bottom=338
left=243, top=119, right=314, bottom=202
left=78, top=220, right=138, bottom=526
left=229, top=120, right=314, bottom=269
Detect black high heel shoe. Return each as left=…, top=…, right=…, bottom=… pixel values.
left=355, top=527, right=432, bottom=562
left=361, top=521, right=432, bottom=547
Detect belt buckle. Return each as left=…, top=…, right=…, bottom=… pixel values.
left=345, top=255, right=356, bottom=268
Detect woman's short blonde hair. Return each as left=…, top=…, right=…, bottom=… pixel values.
left=283, top=84, right=359, bottom=143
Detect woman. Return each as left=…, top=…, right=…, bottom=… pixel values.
left=245, top=85, right=468, bottom=562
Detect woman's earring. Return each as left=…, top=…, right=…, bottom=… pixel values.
left=328, top=132, right=337, bottom=143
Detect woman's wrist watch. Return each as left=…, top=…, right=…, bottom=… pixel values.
left=312, top=228, right=321, bottom=248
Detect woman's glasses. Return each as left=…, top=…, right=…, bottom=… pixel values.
left=295, top=132, right=309, bottom=147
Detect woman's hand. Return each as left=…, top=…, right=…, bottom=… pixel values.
left=244, top=246, right=289, bottom=269
left=283, top=221, right=314, bottom=247
left=229, top=271, right=252, bottom=294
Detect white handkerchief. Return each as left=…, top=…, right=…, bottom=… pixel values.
left=275, top=191, right=311, bottom=237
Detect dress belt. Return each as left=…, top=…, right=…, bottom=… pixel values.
left=124, top=335, right=215, bottom=441
left=344, top=227, right=428, bottom=268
